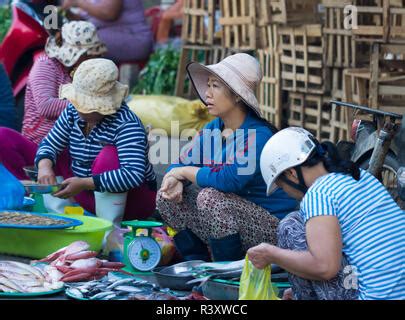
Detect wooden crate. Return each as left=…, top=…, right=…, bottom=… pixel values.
left=343, top=68, right=371, bottom=105
left=389, top=4, right=405, bottom=43
left=257, top=0, right=279, bottom=50
left=266, top=0, right=321, bottom=25
left=329, top=100, right=351, bottom=142
left=353, top=0, right=405, bottom=43
left=279, top=24, right=326, bottom=94
left=181, top=0, right=220, bottom=45
left=343, top=44, right=405, bottom=113
left=369, top=43, right=405, bottom=114
left=287, top=93, right=333, bottom=141
left=323, top=0, right=357, bottom=68
left=328, top=67, right=345, bottom=100
left=287, top=93, right=349, bottom=143
left=219, top=0, right=257, bottom=50
left=175, top=45, right=236, bottom=99
left=257, top=49, right=282, bottom=129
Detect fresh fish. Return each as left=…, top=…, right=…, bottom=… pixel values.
left=4, top=261, right=44, bottom=279
left=67, top=288, right=84, bottom=299
left=194, top=260, right=244, bottom=272
left=0, top=271, right=42, bottom=283
left=101, top=293, right=117, bottom=300
left=0, top=284, right=16, bottom=293
left=0, top=276, right=24, bottom=292
left=0, top=262, right=33, bottom=276
left=106, top=278, right=134, bottom=290
left=25, top=286, right=50, bottom=293
left=114, top=285, right=144, bottom=293
left=90, top=291, right=117, bottom=300
left=43, top=281, right=64, bottom=291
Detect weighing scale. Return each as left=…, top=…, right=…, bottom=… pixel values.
left=122, top=220, right=163, bottom=273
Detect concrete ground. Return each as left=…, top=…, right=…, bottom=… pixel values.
left=0, top=134, right=195, bottom=300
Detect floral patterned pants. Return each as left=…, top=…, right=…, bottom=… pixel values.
left=277, top=211, right=359, bottom=300
left=156, top=186, right=280, bottom=251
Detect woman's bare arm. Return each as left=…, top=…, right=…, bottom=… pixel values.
left=63, top=0, right=123, bottom=21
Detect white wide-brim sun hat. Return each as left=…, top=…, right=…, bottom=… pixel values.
left=59, top=58, right=129, bottom=115
left=45, top=21, right=107, bottom=68
left=186, top=53, right=263, bottom=118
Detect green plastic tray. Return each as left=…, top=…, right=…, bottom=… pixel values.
left=0, top=214, right=112, bottom=259
left=0, top=286, right=64, bottom=298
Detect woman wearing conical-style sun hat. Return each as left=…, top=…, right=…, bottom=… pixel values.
left=156, top=53, right=298, bottom=262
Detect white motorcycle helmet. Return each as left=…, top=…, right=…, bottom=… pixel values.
left=260, top=127, right=320, bottom=195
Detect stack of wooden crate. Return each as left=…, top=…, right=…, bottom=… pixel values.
left=174, top=0, right=405, bottom=143
left=258, top=0, right=325, bottom=132
left=343, top=0, right=405, bottom=116
left=270, top=1, right=338, bottom=141
left=175, top=0, right=225, bottom=98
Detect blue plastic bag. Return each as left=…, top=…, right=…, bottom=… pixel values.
left=0, top=163, right=25, bottom=210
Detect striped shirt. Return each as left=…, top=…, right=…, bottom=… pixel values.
left=301, top=170, right=405, bottom=300
left=35, top=104, right=156, bottom=193
left=22, top=55, right=71, bottom=145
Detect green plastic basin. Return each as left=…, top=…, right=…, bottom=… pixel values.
left=0, top=214, right=112, bottom=259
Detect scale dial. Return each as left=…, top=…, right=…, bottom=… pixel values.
left=127, top=236, right=162, bottom=271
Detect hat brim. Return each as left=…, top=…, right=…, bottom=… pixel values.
left=266, top=172, right=282, bottom=196
left=45, top=37, right=107, bottom=67
left=186, top=62, right=262, bottom=118
left=60, top=81, right=129, bottom=115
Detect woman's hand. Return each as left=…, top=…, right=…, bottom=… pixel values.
left=37, top=159, right=57, bottom=185
left=160, top=175, right=183, bottom=203
left=282, top=288, right=294, bottom=300
left=53, top=177, right=93, bottom=199
left=247, top=243, right=275, bottom=270
left=165, top=167, right=186, bottom=181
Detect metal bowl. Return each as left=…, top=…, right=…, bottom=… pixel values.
left=22, top=182, right=63, bottom=194
left=152, top=260, right=205, bottom=291
left=23, top=166, right=38, bottom=181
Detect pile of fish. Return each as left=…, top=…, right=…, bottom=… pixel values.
left=65, top=273, right=207, bottom=301
left=0, top=261, right=63, bottom=293
left=186, top=260, right=245, bottom=285
left=0, top=211, right=70, bottom=226
left=35, top=241, right=129, bottom=282
left=65, top=273, right=160, bottom=300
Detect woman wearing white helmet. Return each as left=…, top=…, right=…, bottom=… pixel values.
left=248, top=127, right=405, bottom=300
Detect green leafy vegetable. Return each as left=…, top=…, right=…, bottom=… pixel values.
left=0, top=4, right=11, bottom=44
left=133, top=46, right=180, bottom=96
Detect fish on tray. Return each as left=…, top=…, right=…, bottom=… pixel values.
left=65, top=273, right=160, bottom=300
left=0, top=261, right=63, bottom=293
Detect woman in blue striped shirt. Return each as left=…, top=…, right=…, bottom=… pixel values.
left=250, top=127, right=405, bottom=300
left=35, top=58, right=157, bottom=225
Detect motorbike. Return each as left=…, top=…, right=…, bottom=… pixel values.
left=332, top=100, right=405, bottom=209
left=0, top=0, right=59, bottom=131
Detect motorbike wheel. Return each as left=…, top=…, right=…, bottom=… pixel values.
left=360, top=154, right=404, bottom=209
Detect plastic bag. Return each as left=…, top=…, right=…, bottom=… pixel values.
left=127, top=95, right=215, bottom=136
left=238, top=255, right=279, bottom=300
left=152, top=227, right=176, bottom=266
left=103, top=226, right=130, bottom=262
left=0, top=163, right=25, bottom=210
